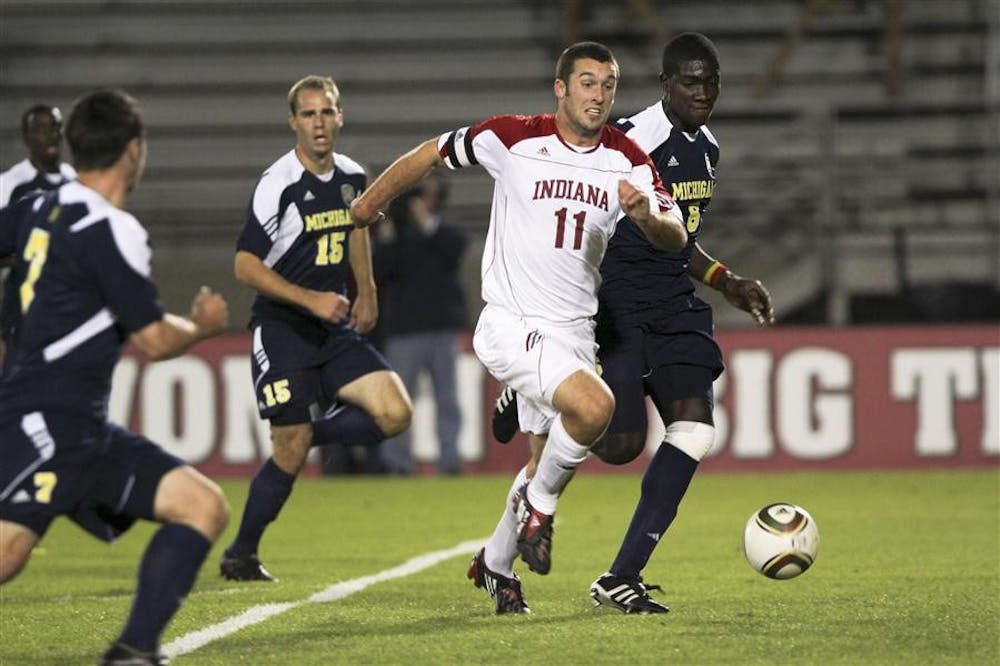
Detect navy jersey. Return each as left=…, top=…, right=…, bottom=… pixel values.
left=0, top=194, right=42, bottom=369
left=0, top=182, right=164, bottom=423
left=0, top=158, right=76, bottom=208
left=236, top=150, right=366, bottom=337
left=600, top=102, right=719, bottom=326
left=0, top=159, right=76, bottom=368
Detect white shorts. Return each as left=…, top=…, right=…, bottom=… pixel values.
left=473, top=304, right=598, bottom=435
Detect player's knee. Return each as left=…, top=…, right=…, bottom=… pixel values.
left=664, top=421, right=716, bottom=461
left=581, top=389, right=615, bottom=436
left=0, top=554, right=28, bottom=584
left=158, top=470, right=230, bottom=540
left=377, top=396, right=413, bottom=438
left=181, top=481, right=230, bottom=541
left=271, top=425, right=313, bottom=473
left=202, top=484, right=231, bottom=539
left=562, top=379, right=613, bottom=423
left=592, top=432, right=645, bottom=465
left=0, top=525, right=37, bottom=584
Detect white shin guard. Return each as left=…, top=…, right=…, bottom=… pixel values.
left=663, top=421, right=716, bottom=461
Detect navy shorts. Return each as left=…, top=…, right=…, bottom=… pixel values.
left=597, top=307, right=724, bottom=436
left=250, top=319, right=390, bottom=426
left=0, top=412, right=184, bottom=542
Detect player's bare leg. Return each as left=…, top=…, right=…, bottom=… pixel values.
left=0, top=520, right=39, bottom=584
left=517, top=369, right=613, bottom=574
left=332, top=369, right=413, bottom=440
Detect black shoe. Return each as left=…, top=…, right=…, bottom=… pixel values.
left=515, top=491, right=554, bottom=575
left=467, top=548, right=531, bottom=615
left=220, top=552, right=277, bottom=582
left=589, top=572, right=669, bottom=614
left=491, top=385, right=519, bottom=443
left=101, top=642, right=169, bottom=666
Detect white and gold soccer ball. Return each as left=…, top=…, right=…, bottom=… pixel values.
left=743, top=502, right=819, bottom=580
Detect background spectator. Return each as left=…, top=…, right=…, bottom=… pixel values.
left=374, top=177, right=468, bottom=475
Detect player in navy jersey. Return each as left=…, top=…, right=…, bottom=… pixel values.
left=0, top=104, right=77, bottom=370
left=492, top=33, right=774, bottom=613
left=0, top=90, right=231, bottom=666
left=220, top=75, right=413, bottom=582
left=0, top=104, right=77, bottom=209
left=351, top=42, right=687, bottom=614
left=588, top=31, right=773, bottom=613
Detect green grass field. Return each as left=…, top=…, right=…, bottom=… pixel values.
left=2, top=469, right=997, bottom=665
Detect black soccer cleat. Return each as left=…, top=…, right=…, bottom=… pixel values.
left=101, top=641, right=170, bottom=666
left=515, top=491, right=554, bottom=575
left=491, top=385, right=519, bottom=444
left=467, top=548, right=531, bottom=615
left=220, top=552, right=277, bottom=582
left=589, top=572, right=670, bottom=614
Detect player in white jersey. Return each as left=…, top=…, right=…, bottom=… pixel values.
left=351, top=42, right=687, bottom=613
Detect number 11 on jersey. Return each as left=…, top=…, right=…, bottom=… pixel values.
left=554, top=207, right=585, bottom=250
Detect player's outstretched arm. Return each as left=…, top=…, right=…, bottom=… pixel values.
left=689, top=242, right=775, bottom=326
left=130, top=287, right=229, bottom=361
left=351, top=139, right=444, bottom=228
left=618, top=179, right=687, bottom=251
left=234, top=250, right=350, bottom=324
left=347, top=227, right=378, bottom=334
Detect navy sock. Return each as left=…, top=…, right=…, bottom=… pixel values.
left=610, top=442, right=699, bottom=579
left=226, top=457, right=295, bottom=557
left=312, top=404, right=385, bottom=448
left=117, top=523, right=211, bottom=652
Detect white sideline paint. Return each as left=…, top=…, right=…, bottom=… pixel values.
left=163, top=538, right=486, bottom=658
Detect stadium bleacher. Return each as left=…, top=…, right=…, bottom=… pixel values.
left=1, top=0, right=995, bottom=325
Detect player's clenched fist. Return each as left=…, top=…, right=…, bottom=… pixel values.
left=191, top=286, right=229, bottom=336
left=349, top=198, right=386, bottom=229
left=308, top=290, right=351, bottom=324
left=617, top=179, right=687, bottom=251
left=618, top=179, right=652, bottom=222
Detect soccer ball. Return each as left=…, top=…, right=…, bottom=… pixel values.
left=743, top=502, right=819, bottom=580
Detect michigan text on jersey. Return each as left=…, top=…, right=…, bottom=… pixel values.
left=304, top=209, right=352, bottom=232
left=671, top=180, right=714, bottom=202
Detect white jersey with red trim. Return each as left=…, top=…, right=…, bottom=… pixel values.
left=438, top=114, right=678, bottom=324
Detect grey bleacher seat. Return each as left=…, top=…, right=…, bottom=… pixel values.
left=0, top=0, right=994, bottom=326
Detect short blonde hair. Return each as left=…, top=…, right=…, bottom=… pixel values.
left=287, top=75, right=339, bottom=114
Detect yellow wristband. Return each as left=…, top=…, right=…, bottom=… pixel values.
left=702, top=261, right=729, bottom=288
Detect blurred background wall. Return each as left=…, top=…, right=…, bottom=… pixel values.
left=1, top=0, right=997, bottom=329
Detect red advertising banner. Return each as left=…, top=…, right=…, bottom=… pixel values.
left=113, top=325, right=998, bottom=476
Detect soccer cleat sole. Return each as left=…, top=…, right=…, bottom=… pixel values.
left=491, top=386, right=519, bottom=444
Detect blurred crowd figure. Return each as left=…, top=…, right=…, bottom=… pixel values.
left=751, top=0, right=905, bottom=99
left=372, top=177, right=468, bottom=475
left=554, top=0, right=669, bottom=52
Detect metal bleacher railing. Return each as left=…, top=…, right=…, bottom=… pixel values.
left=0, top=0, right=996, bottom=325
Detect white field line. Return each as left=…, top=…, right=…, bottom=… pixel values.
left=163, top=538, right=486, bottom=658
